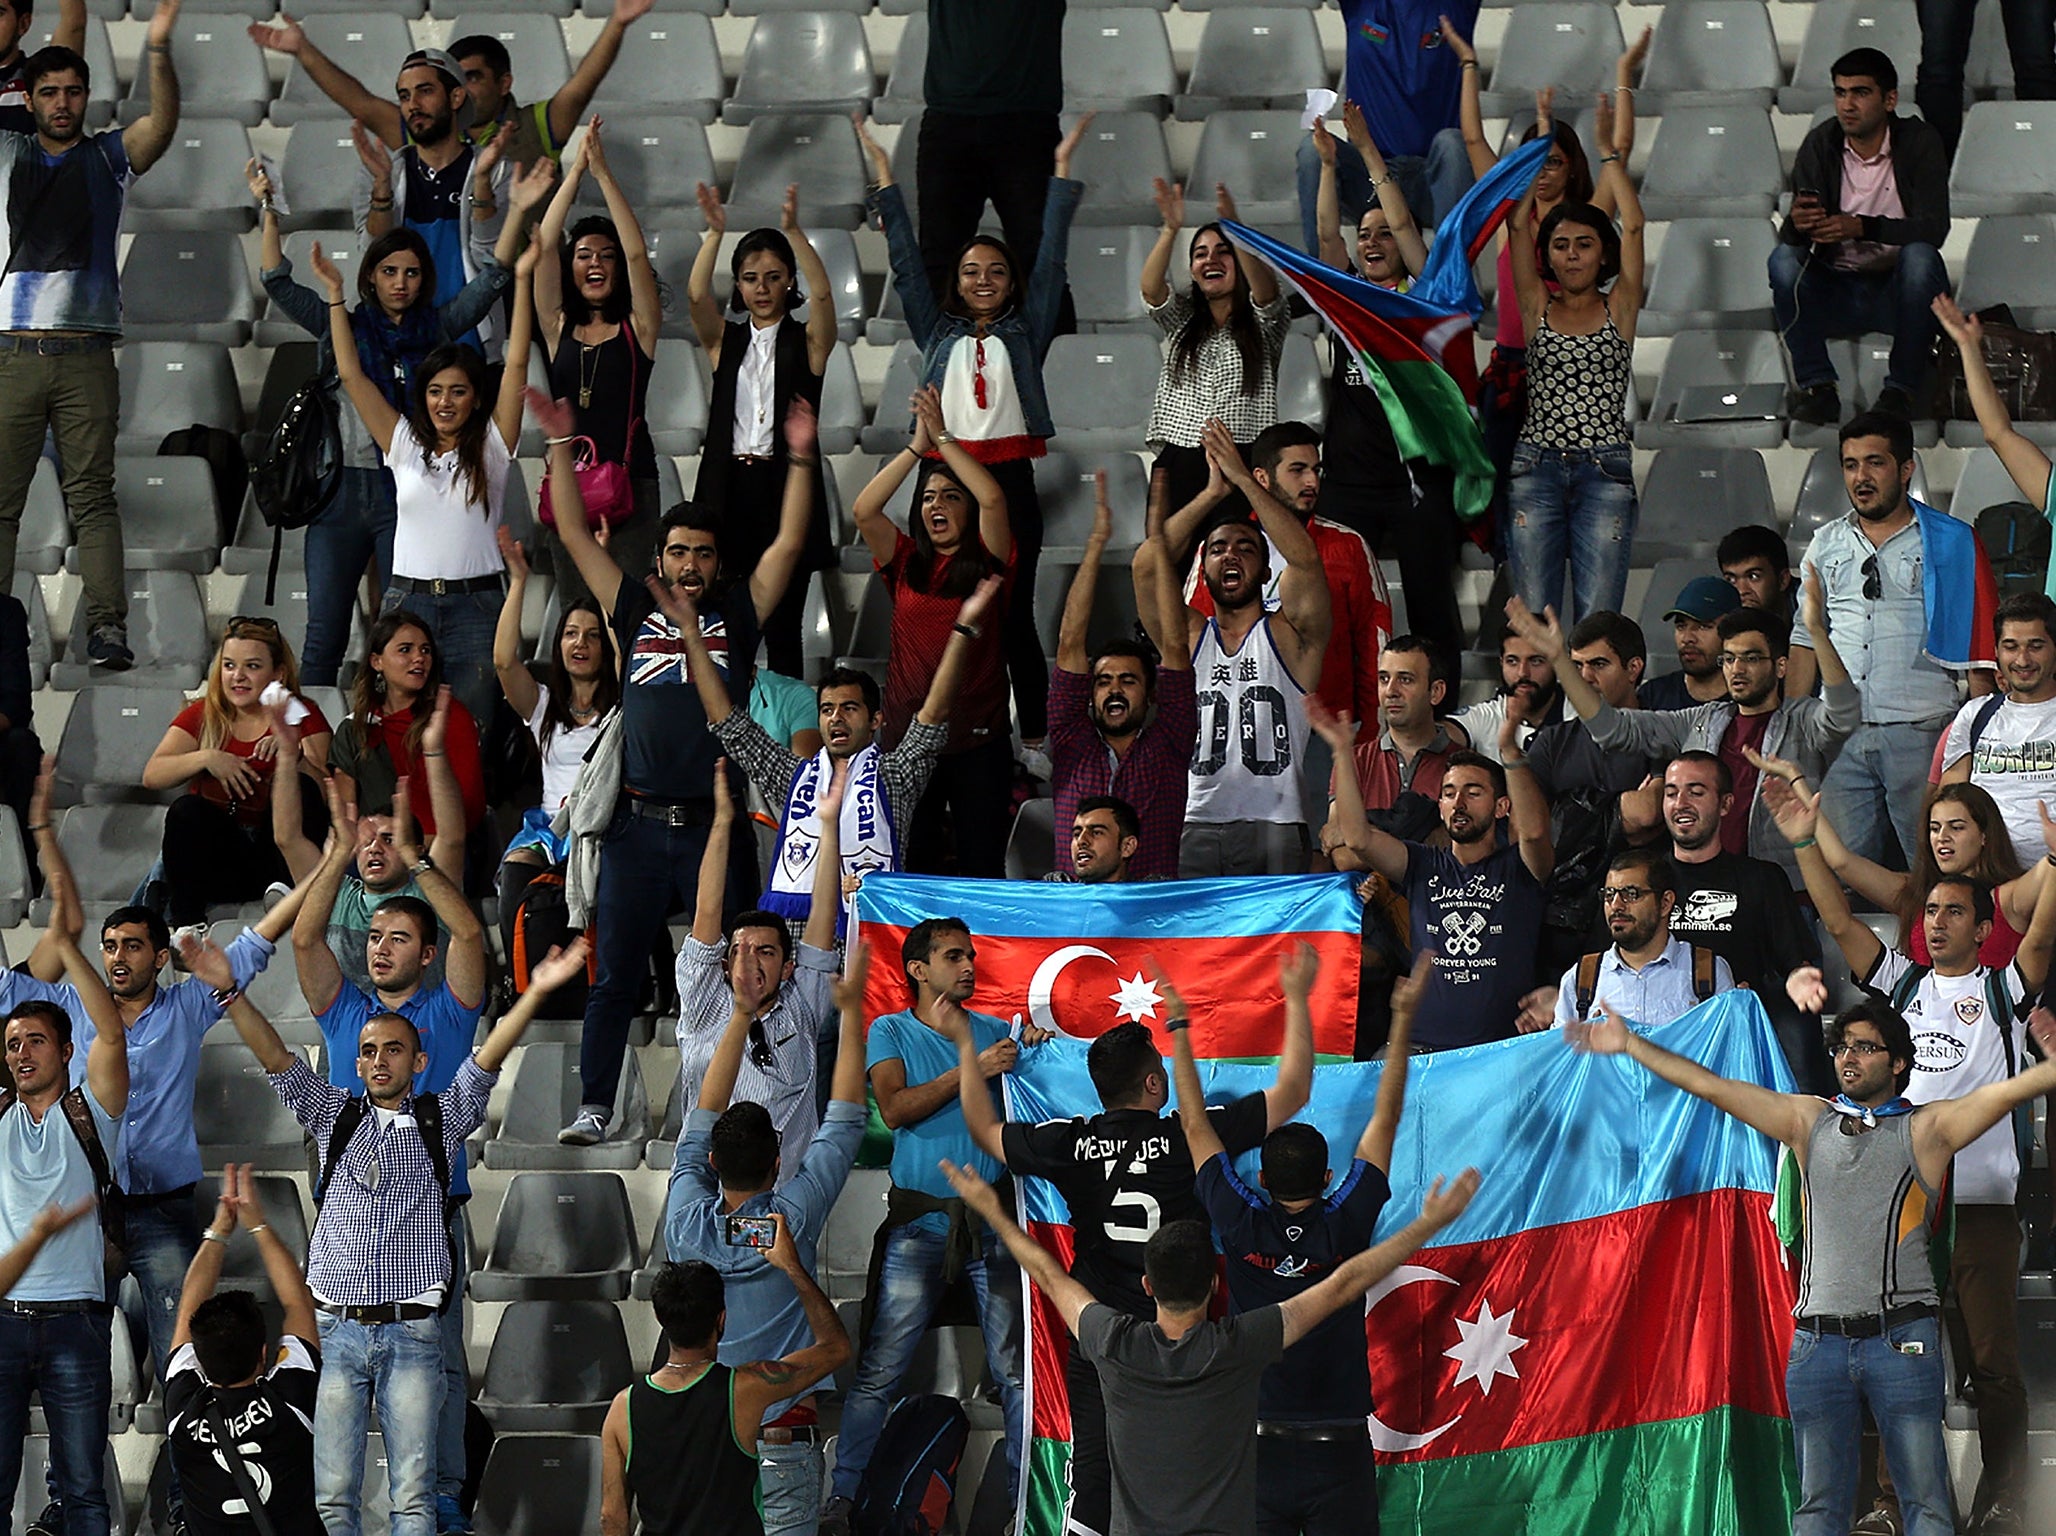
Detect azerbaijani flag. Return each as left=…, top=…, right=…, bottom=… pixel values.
left=1221, top=136, right=1553, bottom=523
left=852, top=873, right=1363, bottom=1057
left=1912, top=498, right=2001, bottom=672
left=1005, top=990, right=1800, bottom=1535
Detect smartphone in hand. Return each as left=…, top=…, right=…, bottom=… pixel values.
left=725, top=1214, right=778, bottom=1249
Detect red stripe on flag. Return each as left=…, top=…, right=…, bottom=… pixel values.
left=1025, top=1221, right=1077, bottom=1440
left=1367, top=1188, right=1794, bottom=1463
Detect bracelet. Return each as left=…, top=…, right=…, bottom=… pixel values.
left=27, top=822, right=49, bottom=833
left=1165, top=1017, right=1190, bottom=1032
left=1599, top=154, right=1622, bottom=165
left=1503, top=756, right=1531, bottom=770
left=2044, top=852, right=2056, bottom=868
left=789, top=455, right=819, bottom=467
left=1460, top=59, right=1478, bottom=70
left=952, top=622, right=981, bottom=640
left=1615, top=84, right=1635, bottom=95
left=246, top=1223, right=268, bottom=1236
left=211, top=985, right=242, bottom=1008
left=201, top=1230, right=229, bottom=1246
left=934, top=430, right=955, bottom=445
left=1368, top=171, right=1390, bottom=191
left=1790, top=837, right=1817, bottom=851
left=369, top=197, right=394, bottom=211
left=545, top=435, right=575, bottom=446
left=328, top=301, right=346, bottom=308
left=423, top=750, right=445, bottom=757
left=147, top=41, right=169, bottom=53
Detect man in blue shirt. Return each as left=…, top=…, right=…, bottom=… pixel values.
left=292, top=775, right=486, bottom=1536
left=667, top=935, right=871, bottom=1536
left=1546, top=848, right=1736, bottom=1029
left=823, top=918, right=1050, bottom=1530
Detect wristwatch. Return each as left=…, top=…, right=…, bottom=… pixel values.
left=411, top=853, right=436, bottom=878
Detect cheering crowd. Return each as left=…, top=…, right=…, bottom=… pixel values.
left=3, top=0, right=2056, bottom=1534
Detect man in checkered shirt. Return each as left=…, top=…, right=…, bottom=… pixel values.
left=208, top=931, right=593, bottom=1536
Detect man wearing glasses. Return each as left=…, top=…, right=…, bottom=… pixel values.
left=1547, top=847, right=1734, bottom=1028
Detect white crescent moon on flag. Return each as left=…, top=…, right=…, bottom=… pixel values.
left=1363, top=1264, right=1465, bottom=1453
left=1025, top=944, right=1117, bottom=1035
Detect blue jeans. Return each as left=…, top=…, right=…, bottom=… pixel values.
left=380, top=584, right=502, bottom=739
left=1916, top=0, right=2056, bottom=153
left=1787, top=1314, right=1953, bottom=1536
left=1504, top=442, right=1638, bottom=622
left=303, top=466, right=397, bottom=687
left=438, top=1207, right=470, bottom=1513
left=119, top=1191, right=202, bottom=1522
left=758, top=1439, right=823, bottom=1536
left=830, top=1222, right=1024, bottom=1503
left=314, top=1311, right=446, bottom=1536
left=1819, top=722, right=1946, bottom=869
left=1294, top=130, right=1475, bottom=256
left=0, top=1310, right=113, bottom=1536
left=1768, top=242, right=1951, bottom=398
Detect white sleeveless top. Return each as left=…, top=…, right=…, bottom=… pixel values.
left=1186, top=614, right=1308, bottom=827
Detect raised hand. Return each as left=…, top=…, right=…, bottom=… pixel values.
left=1534, top=86, right=1556, bottom=137
left=1786, top=965, right=1830, bottom=1014
left=1214, top=182, right=1240, bottom=224
left=320, top=775, right=360, bottom=860
left=1145, top=956, right=1190, bottom=1024
left=245, top=156, right=273, bottom=203
left=1932, top=292, right=1983, bottom=351
left=1515, top=985, right=1558, bottom=1034
left=248, top=14, right=304, bottom=54
left=1438, top=14, right=1476, bottom=64
left=832, top=942, right=872, bottom=1016
left=1340, top=100, right=1373, bottom=156
left=1279, top=940, right=1318, bottom=1002
left=909, top=383, right=947, bottom=447
left=959, top=574, right=1004, bottom=632
left=31, top=1196, right=99, bottom=1244
left=497, top=525, right=529, bottom=579
left=613, top=0, right=655, bottom=23
left=1304, top=693, right=1356, bottom=753
left=1200, top=418, right=1250, bottom=487
left=779, top=182, right=801, bottom=232
left=711, top=758, right=734, bottom=829
left=784, top=396, right=819, bottom=462
left=309, top=242, right=344, bottom=302
left=645, top=572, right=700, bottom=632
left=1088, top=469, right=1113, bottom=547
left=390, top=775, right=421, bottom=864
left=507, top=156, right=558, bottom=214
left=528, top=935, right=594, bottom=994
left=1151, top=176, right=1185, bottom=233
left=1389, top=949, right=1436, bottom=1021
left=940, top=1159, right=1005, bottom=1223
left=350, top=119, right=389, bottom=182
left=523, top=387, right=577, bottom=443
left=1594, top=92, right=1619, bottom=160
left=854, top=113, right=892, bottom=187
left=1054, top=111, right=1095, bottom=181
left=694, top=180, right=727, bottom=235
left=1419, top=1167, right=1482, bottom=1228
left=422, top=686, right=452, bottom=757
left=1503, top=594, right=1566, bottom=661
left=2028, top=1006, right=2056, bottom=1059
left=1757, top=770, right=1820, bottom=846
left=1310, top=114, right=1337, bottom=168
left=473, top=120, right=517, bottom=182
left=177, top=932, right=237, bottom=992
left=227, top=1162, right=269, bottom=1230
left=1619, top=773, right=1661, bottom=836
left=1620, top=24, right=1652, bottom=83
left=145, top=0, right=182, bottom=48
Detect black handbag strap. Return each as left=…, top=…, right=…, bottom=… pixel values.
left=204, top=1392, right=281, bottom=1536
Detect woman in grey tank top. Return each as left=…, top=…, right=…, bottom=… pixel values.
left=1503, top=92, right=1646, bottom=625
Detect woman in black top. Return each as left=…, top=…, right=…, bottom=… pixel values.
left=533, top=120, right=664, bottom=604
left=687, top=180, right=837, bottom=679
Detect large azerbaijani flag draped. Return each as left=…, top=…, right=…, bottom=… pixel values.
left=1000, top=991, right=1803, bottom=1536
left=1221, top=135, right=1553, bottom=524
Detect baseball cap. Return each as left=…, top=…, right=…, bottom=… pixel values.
left=396, top=48, right=476, bottom=134
left=1662, top=576, right=1742, bottom=624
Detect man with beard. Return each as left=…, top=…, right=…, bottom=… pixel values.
left=1178, top=420, right=1334, bottom=876
left=1049, top=476, right=1196, bottom=882
left=1328, top=711, right=1554, bottom=1050
left=1940, top=593, right=2056, bottom=868
left=1636, top=576, right=1737, bottom=713
left=1786, top=412, right=1997, bottom=866
left=1546, top=848, right=1734, bottom=1028
left=1323, top=636, right=1453, bottom=837
left=1046, top=796, right=1148, bottom=884
left=0, top=0, right=181, bottom=671
left=1621, top=751, right=1830, bottom=1092
left=1513, top=579, right=1858, bottom=889
left=1446, top=623, right=1573, bottom=764
left=0, top=0, right=83, bottom=132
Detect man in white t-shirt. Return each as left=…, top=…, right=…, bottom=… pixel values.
left=1941, top=592, right=2056, bottom=869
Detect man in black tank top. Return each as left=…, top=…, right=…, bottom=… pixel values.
left=602, top=1219, right=850, bottom=1536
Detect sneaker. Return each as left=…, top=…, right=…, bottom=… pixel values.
left=1786, top=383, right=1842, bottom=427
left=1873, top=384, right=1917, bottom=419
left=1974, top=1503, right=2024, bottom=1536
left=819, top=1496, right=854, bottom=1536
left=86, top=624, right=133, bottom=671
left=26, top=1501, right=63, bottom=1536
left=1850, top=1505, right=1902, bottom=1536
left=1017, top=743, right=1054, bottom=783
left=557, top=1106, right=609, bottom=1146
left=436, top=1494, right=473, bottom=1535
left=169, top=922, right=208, bottom=960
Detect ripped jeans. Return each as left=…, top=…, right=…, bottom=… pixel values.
left=1505, top=442, right=1638, bottom=623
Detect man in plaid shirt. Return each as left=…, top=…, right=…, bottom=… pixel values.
left=204, top=931, right=591, bottom=1536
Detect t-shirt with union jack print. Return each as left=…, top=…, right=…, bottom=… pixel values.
left=612, top=579, right=759, bottom=799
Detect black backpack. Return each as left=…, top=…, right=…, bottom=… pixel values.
left=156, top=424, right=247, bottom=547
left=852, top=1394, right=969, bottom=1536
left=249, top=379, right=344, bottom=604
left=1974, top=500, right=2052, bottom=599
left=509, top=871, right=596, bottom=1016
left=313, top=1089, right=461, bottom=1313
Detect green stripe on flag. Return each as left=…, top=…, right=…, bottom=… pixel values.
left=1356, top=351, right=1497, bottom=523
left=1378, top=1405, right=1797, bottom=1535
left=1024, top=1436, right=1071, bottom=1536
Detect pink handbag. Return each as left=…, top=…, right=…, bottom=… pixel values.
left=539, top=317, right=642, bottom=528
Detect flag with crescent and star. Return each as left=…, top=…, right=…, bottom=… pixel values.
left=851, top=872, right=1364, bottom=1057
left=1000, top=990, right=1802, bottom=1536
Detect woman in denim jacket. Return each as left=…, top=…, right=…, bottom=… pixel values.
left=857, top=113, right=1092, bottom=755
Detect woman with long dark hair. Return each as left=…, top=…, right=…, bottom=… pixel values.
left=533, top=120, right=666, bottom=602
left=251, top=158, right=551, bottom=686
left=1139, top=178, right=1289, bottom=516
left=330, top=610, right=486, bottom=839
left=685, top=174, right=836, bottom=678
left=851, top=386, right=1015, bottom=875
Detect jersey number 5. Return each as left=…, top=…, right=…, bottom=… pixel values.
left=1104, top=1189, right=1162, bottom=1244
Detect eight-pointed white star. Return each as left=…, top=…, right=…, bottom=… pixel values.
left=1107, top=972, right=1163, bottom=1023
left=1443, top=1299, right=1527, bottom=1396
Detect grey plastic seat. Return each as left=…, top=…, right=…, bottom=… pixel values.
left=573, top=114, right=716, bottom=216
left=194, top=1045, right=310, bottom=1168
left=190, top=1175, right=312, bottom=1292
left=1950, top=103, right=2056, bottom=216
left=809, top=228, right=867, bottom=345
left=636, top=223, right=703, bottom=339
left=837, top=580, right=892, bottom=667
left=1635, top=449, right=1778, bottom=561
left=12, top=1440, right=126, bottom=1536
left=1178, top=8, right=1328, bottom=121
left=289, top=0, right=428, bottom=12
left=1640, top=218, right=1780, bottom=335
left=483, top=1042, right=650, bottom=1170
left=227, top=571, right=324, bottom=681
left=1043, top=334, right=1165, bottom=452
left=1068, top=226, right=1154, bottom=331
left=272, top=13, right=419, bottom=124
left=256, top=231, right=365, bottom=348
left=117, top=343, right=242, bottom=457
left=726, top=113, right=870, bottom=229
left=121, top=12, right=270, bottom=126
left=1638, top=1, right=1782, bottom=111
left=432, top=0, right=572, bottom=15
left=124, top=119, right=255, bottom=232
left=818, top=342, right=864, bottom=457
left=819, top=1166, right=889, bottom=1298
left=1006, top=798, right=1058, bottom=881
left=129, top=0, right=271, bottom=14
left=276, top=122, right=364, bottom=233
left=1067, top=112, right=1174, bottom=226
left=1065, top=8, right=1178, bottom=116
left=583, top=0, right=717, bottom=12
left=476, top=1301, right=634, bottom=1432
left=53, top=687, right=184, bottom=807
left=471, top=1173, right=639, bottom=1301
left=76, top=457, right=222, bottom=575
left=644, top=345, right=712, bottom=457
left=1638, top=107, right=1783, bottom=221
left=28, top=15, right=118, bottom=126
left=1036, top=450, right=1150, bottom=558
left=861, top=340, right=924, bottom=455
left=14, top=576, right=51, bottom=690
left=875, top=11, right=926, bottom=125
left=1479, top=4, right=1626, bottom=116
left=1956, top=215, right=2056, bottom=329
left=1779, top=0, right=1920, bottom=112
left=52, top=572, right=211, bottom=690
left=1819, top=335, right=1939, bottom=449
left=472, top=1434, right=604, bottom=1536
left=1034, top=557, right=1141, bottom=655
left=1276, top=332, right=1327, bottom=432
left=1636, top=330, right=1790, bottom=450
left=724, top=12, right=875, bottom=126
left=1952, top=446, right=2036, bottom=526
left=16, top=459, right=70, bottom=577
left=1184, top=111, right=1304, bottom=226
left=120, top=232, right=257, bottom=346
left=442, top=14, right=572, bottom=99
left=589, top=11, right=722, bottom=122
left=1634, top=558, right=1720, bottom=676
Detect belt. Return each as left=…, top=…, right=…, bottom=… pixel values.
left=111, top=1183, right=197, bottom=1208
left=0, top=332, right=115, bottom=355
left=0, top=1299, right=111, bottom=1315
left=1255, top=1421, right=1370, bottom=1443
left=318, top=1301, right=440, bottom=1324
left=757, top=1425, right=823, bottom=1445
left=733, top=453, right=781, bottom=466
left=1795, top=1302, right=1937, bottom=1338
left=389, top=574, right=503, bottom=596
left=623, top=795, right=708, bottom=828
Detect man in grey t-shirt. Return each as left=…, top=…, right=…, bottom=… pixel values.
left=941, top=1159, right=1477, bottom=1536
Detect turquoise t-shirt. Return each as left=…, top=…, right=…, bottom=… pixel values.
left=0, top=1086, right=121, bottom=1301
left=752, top=669, right=819, bottom=750
left=2042, top=475, right=2055, bottom=602
left=866, top=1008, right=1010, bottom=1231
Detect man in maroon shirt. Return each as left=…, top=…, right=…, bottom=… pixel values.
left=1047, top=475, right=1197, bottom=881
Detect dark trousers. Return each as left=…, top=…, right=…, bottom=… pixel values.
left=160, top=793, right=294, bottom=926
left=0, top=1310, right=114, bottom=1536
left=991, top=458, right=1046, bottom=740
left=915, top=110, right=1075, bottom=336
left=1319, top=467, right=1466, bottom=667
left=1063, top=1348, right=1111, bottom=1536
left=1916, top=0, right=2056, bottom=153
left=114, top=1187, right=201, bottom=1523
left=1254, top=1433, right=1379, bottom=1536
left=906, top=737, right=1014, bottom=878
left=691, top=458, right=820, bottom=679
left=0, top=725, right=42, bottom=892
left=577, top=801, right=756, bottom=1109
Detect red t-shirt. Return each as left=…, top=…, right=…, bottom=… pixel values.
left=333, top=697, right=487, bottom=838
left=877, top=532, right=1015, bottom=756
left=170, top=699, right=333, bottom=829
left=1718, top=711, right=1773, bottom=856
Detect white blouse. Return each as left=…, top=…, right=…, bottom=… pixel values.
left=388, top=425, right=510, bottom=581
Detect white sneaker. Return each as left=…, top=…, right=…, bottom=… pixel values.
left=263, top=881, right=292, bottom=911
left=1018, top=744, right=1054, bottom=782
left=169, top=924, right=209, bottom=969
left=557, top=1106, right=610, bottom=1146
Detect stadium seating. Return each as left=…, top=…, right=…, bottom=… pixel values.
left=725, top=113, right=872, bottom=229
left=1037, top=450, right=1152, bottom=557
left=53, top=573, right=212, bottom=691
left=442, top=14, right=573, bottom=98
left=123, top=119, right=256, bottom=232
left=272, top=14, right=419, bottom=125
left=470, top=1173, right=640, bottom=1301
left=193, top=1043, right=314, bottom=1169
left=874, top=11, right=927, bottom=125
left=116, top=343, right=242, bottom=457
left=1066, top=112, right=1176, bottom=227
left=16, top=461, right=74, bottom=578
left=1956, top=215, right=2056, bottom=330
left=1177, top=9, right=1329, bottom=121
left=1064, top=9, right=1179, bottom=116
left=483, top=1041, right=652, bottom=1169
left=475, top=1301, right=634, bottom=1432
left=1636, top=108, right=1783, bottom=222
left=470, top=1434, right=604, bottom=1536
left=1043, top=334, right=1166, bottom=452
left=590, top=12, right=725, bottom=122
left=725, top=12, right=876, bottom=126
left=1949, top=103, right=2056, bottom=216
left=189, top=1174, right=314, bottom=1296
left=1778, top=0, right=1922, bottom=112
left=1478, top=3, right=1627, bottom=116
left=1636, top=1, right=1783, bottom=110
left=1640, top=219, right=1780, bottom=336
left=1634, top=448, right=1779, bottom=561
left=52, top=687, right=183, bottom=807
left=121, top=12, right=271, bottom=128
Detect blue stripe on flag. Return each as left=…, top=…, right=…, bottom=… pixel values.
left=854, top=871, right=1363, bottom=942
